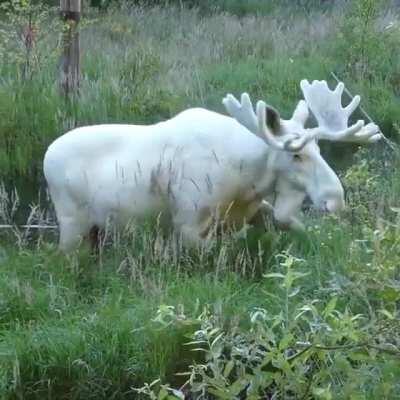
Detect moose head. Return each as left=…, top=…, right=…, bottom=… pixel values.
left=223, top=80, right=381, bottom=229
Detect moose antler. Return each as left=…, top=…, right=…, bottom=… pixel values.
left=222, top=93, right=258, bottom=134
left=300, top=80, right=382, bottom=144
left=223, top=93, right=317, bottom=152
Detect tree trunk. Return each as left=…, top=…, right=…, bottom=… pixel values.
left=60, top=0, right=81, bottom=96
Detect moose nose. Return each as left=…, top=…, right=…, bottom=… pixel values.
left=324, top=197, right=345, bottom=213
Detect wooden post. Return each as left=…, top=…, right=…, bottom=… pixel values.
left=60, top=0, right=81, bottom=95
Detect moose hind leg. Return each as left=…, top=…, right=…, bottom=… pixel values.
left=88, top=225, right=105, bottom=255
left=58, top=215, right=89, bottom=252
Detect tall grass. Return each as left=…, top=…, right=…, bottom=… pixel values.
left=1, top=0, right=400, bottom=398
left=0, top=145, right=399, bottom=398
left=1, top=0, right=399, bottom=178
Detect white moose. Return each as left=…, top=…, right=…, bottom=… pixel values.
left=43, top=80, right=381, bottom=251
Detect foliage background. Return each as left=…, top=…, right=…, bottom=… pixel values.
left=0, top=0, right=399, bottom=399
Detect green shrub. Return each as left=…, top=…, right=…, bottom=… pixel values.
left=136, top=253, right=400, bottom=399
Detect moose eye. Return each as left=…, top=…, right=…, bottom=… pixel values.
left=293, top=154, right=302, bottom=162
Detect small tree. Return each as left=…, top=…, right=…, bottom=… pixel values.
left=0, top=0, right=59, bottom=80
left=59, top=0, right=81, bottom=95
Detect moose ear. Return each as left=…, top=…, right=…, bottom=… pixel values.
left=265, top=105, right=281, bottom=134
left=291, top=100, right=309, bottom=126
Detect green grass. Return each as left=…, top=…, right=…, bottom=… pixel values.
left=1, top=0, right=400, bottom=178
left=1, top=0, right=400, bottom=398
left=0, top=242, right=272, bottom=397
left=0, top=147, right=399, bottom=398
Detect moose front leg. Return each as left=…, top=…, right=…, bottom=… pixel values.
left=247, top=195, right=303, bottom=231
left=172, top=205, right=213, bottom=248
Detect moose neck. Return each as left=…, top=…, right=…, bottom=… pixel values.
left=250, top=145, right=280, bottom=199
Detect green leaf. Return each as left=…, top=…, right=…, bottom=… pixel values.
left=263, top=273, right=285, bottom=279
left=288, top=286, right=300, bottom=297
left=207, top=387, right=231, bottom=399
left=184, top=340, right=207, bottom=346
left=170, top=389, right=185, bottom=399
left=313, top=386, right=332, bottom=400
left=279, top=333, right=294, bottom=351
left=223, top=360, right=235, bottom=378
left=380, top=286, right=400, bottom=302
left=158, top=387, right=168, bottom=400
left=190, top=348, right=208, bottom=353
left=211, top=332, right=224, bottom=348
left=209, top=327, right=222, bottom=338
left=323, top=296, right=338, bottom=318
left=378, top=309, right=395, bottom=320
left=228, top=376, right=252, bottom=396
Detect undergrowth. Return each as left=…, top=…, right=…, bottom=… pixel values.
left=0, top=147, right=399, bottom=398
left=0, top=0, right=400, bottom=399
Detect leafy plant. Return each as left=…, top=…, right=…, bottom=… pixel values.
left=0, top=0, right=60, bottom=79
left=136, top=253, right=400, bottom=399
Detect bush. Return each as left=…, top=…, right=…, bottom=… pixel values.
left=136, top=253, right=400, bottom=399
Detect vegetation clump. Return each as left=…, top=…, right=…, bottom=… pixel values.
left=0, top=0, right=399, bottom=399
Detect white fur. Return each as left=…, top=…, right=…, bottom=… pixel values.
left=44, top=108, right=343, bottom=251
left=44, top=80, right=380, bottom=251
